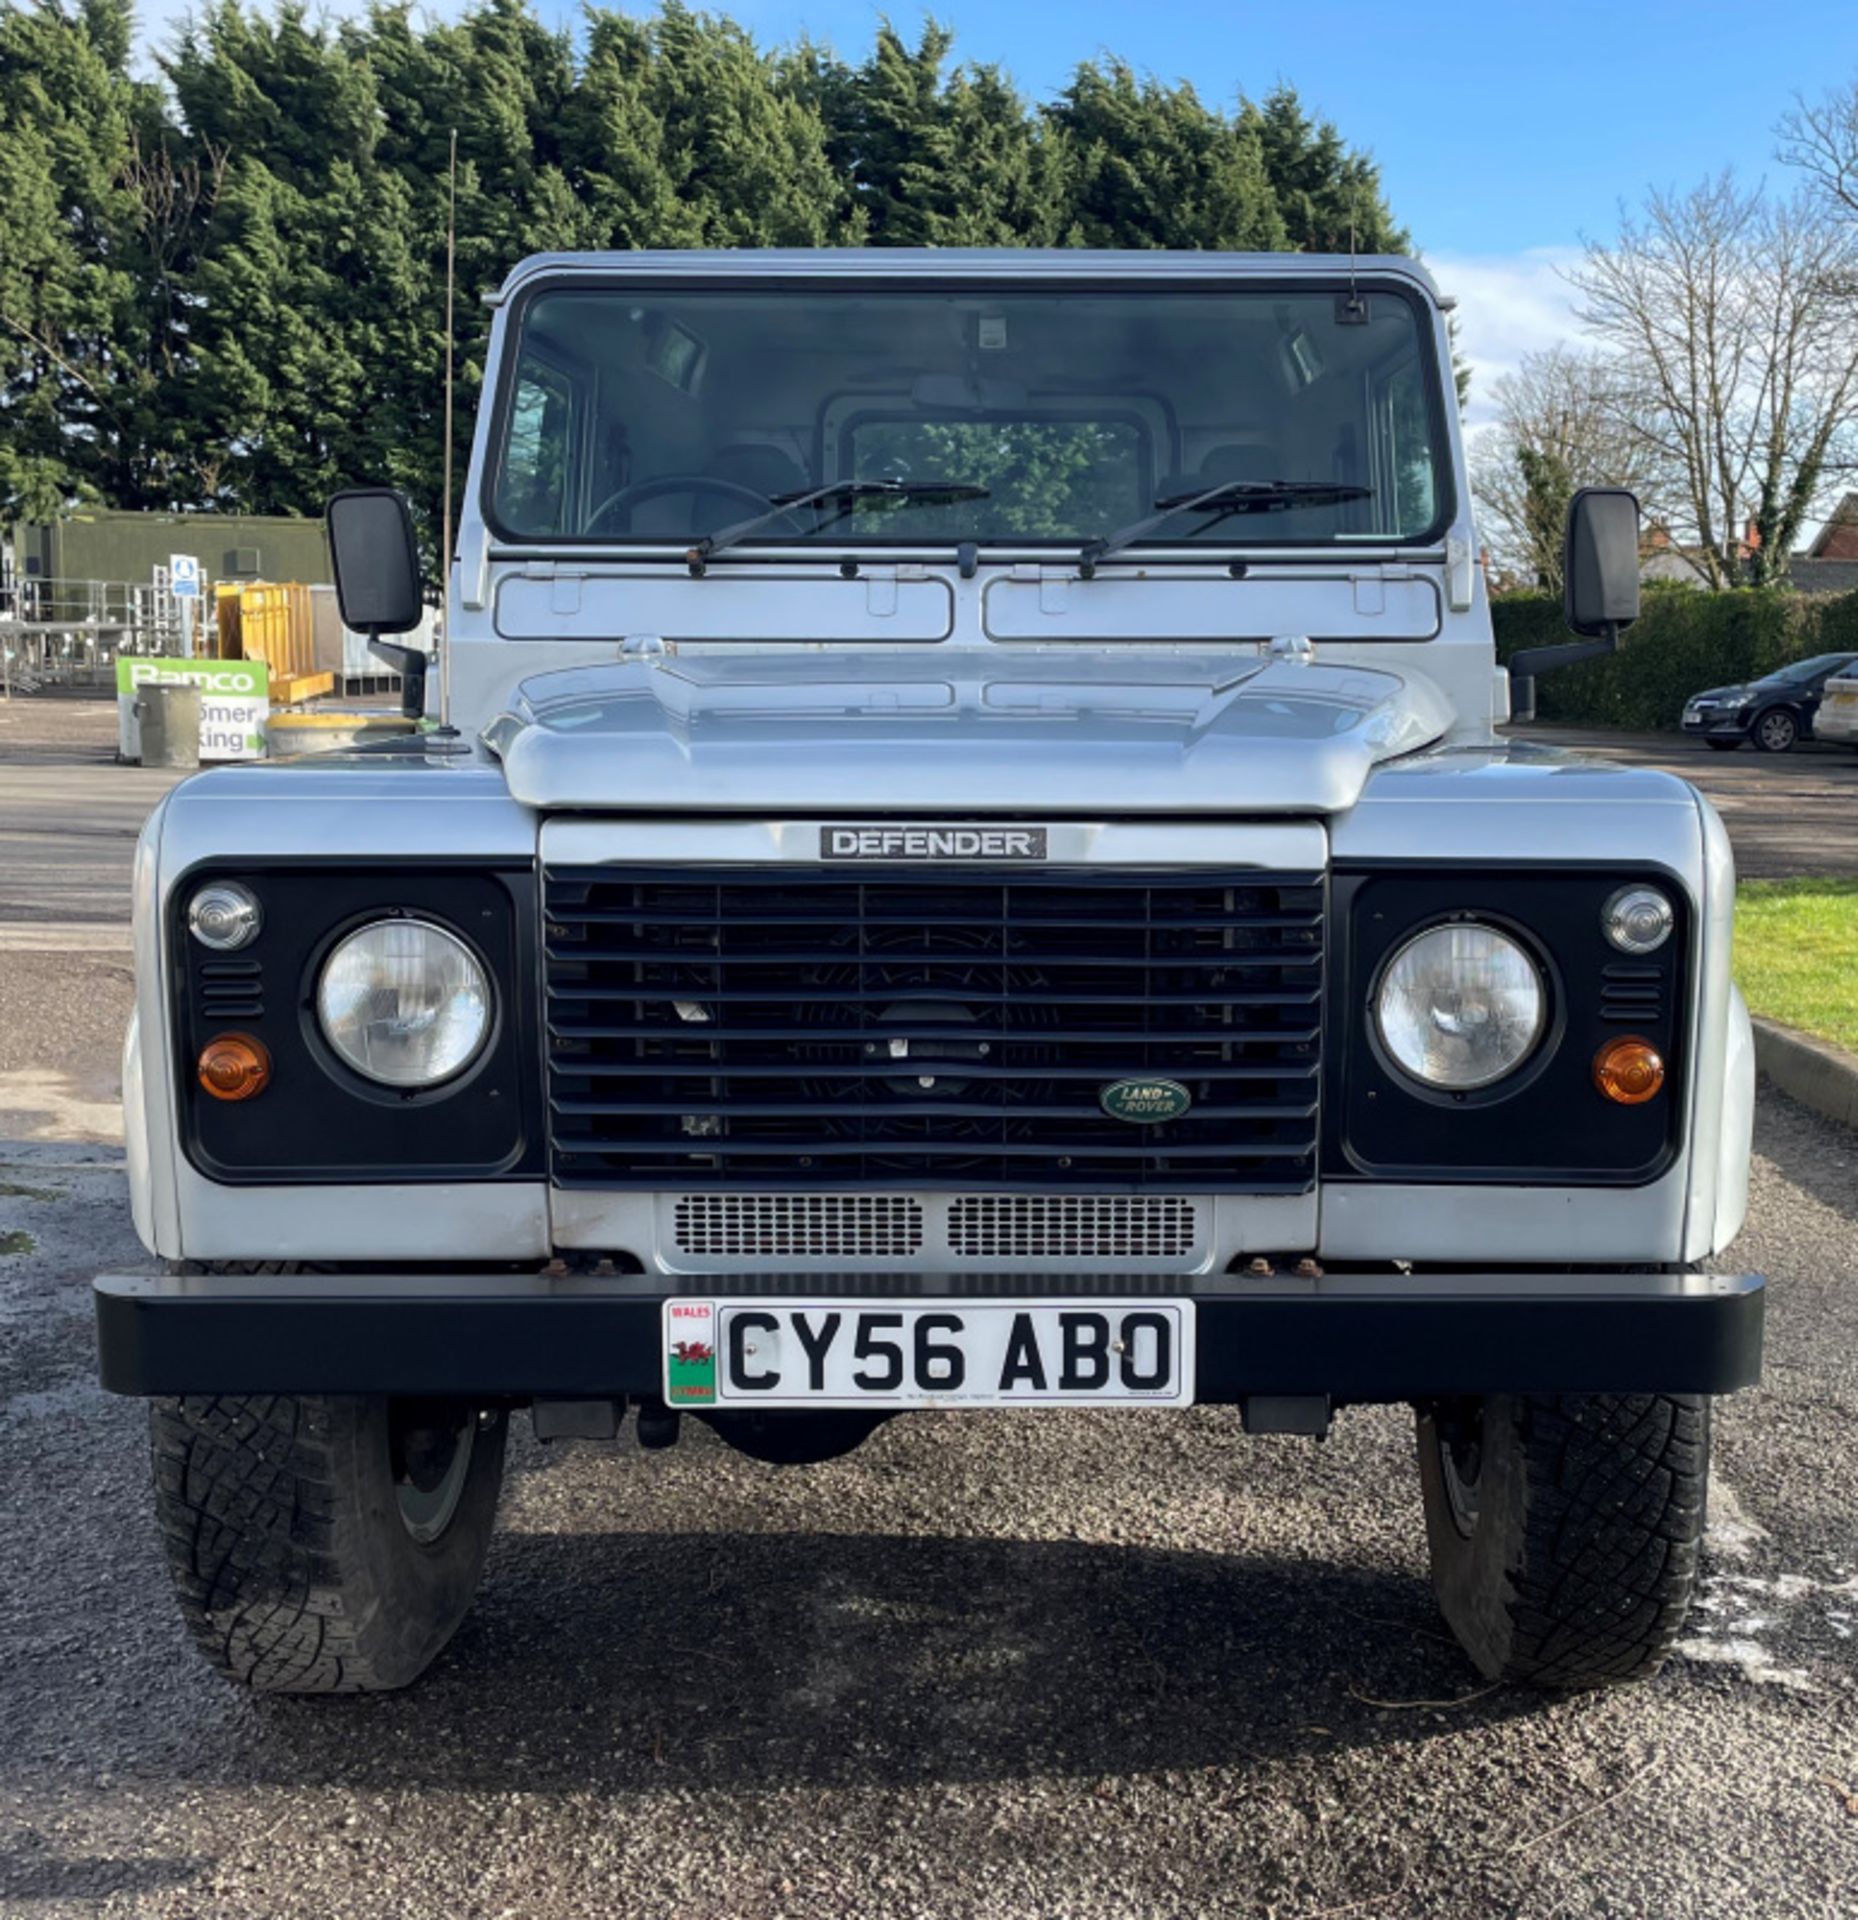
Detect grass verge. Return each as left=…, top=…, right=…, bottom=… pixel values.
left=1734, top=878, right=1858, bottom=1054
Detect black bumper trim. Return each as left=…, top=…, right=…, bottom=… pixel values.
left=94, top=1271, right=1764, bottom=1402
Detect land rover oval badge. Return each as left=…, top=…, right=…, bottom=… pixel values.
left=1100, top=1077, right=1193, bottom=1124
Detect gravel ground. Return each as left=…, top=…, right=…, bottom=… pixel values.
left=1, top=1097, right=1855, bottom=1919
left=1522, top=725, right=1858, bottom=881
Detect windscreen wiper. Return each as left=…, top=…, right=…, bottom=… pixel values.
left=1077, top=479, right=1374, bottom=576
left=689, top=479, right=989, bottom=568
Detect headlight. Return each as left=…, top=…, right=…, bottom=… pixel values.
left=1375, top=922, right=1546, bottom=1091
left=316, top=918, right=491, bottom=1087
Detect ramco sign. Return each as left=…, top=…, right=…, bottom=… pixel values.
left=115, top=657, right=270, bottom=763
left=820, top=826, right=1048, bottom=860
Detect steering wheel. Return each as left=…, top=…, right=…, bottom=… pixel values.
left=582, top=473, right=808, bottom=538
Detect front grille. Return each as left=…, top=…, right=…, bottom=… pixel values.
left=543, top=864, right=1323, bottom=1191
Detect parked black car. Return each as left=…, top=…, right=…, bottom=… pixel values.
left=1681, top=652, right=1858, bottom=751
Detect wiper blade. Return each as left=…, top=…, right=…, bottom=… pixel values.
left=1077, top=479, right=1375, bottom=575
left=690, top=479, right=989, bottom=565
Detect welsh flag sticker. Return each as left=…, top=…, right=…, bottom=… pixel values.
left=664, top=1301, right=717, bottom=1406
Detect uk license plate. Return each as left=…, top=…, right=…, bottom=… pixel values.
left=663, top=1299, right=1195, bottom=1409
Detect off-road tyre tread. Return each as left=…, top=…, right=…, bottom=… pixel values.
left=150, top=1392, right=505, bottom=1694
left=1420, top=1392, right=1710, bottom=1691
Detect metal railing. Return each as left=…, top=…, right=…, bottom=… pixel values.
left=0, top=576, right=201, bottom=695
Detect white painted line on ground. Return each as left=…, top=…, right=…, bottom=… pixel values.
left=0, top=1071, right=125, bottom=1143
left=0, top=923, right=131, bottom=952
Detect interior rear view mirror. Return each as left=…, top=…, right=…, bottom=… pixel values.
left=909, top=373, right=1030, bottom=414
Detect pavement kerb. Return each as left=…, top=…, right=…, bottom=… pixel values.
left=1752, top=1016, right=1858, bottom=1134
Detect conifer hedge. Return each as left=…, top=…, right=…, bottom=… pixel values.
left=1491, top=589, right=1858, bottom=730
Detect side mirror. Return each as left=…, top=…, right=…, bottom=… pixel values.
left=1563, top=487, right=1641, bottom=638
left=1507, top=488, right=1643, bottom=725
left=328, top=488, right=423, bottom=634
left=327, top=488, right=426, bottom=720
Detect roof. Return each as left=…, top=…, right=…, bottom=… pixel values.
left=1789, top=558, right=1858, bottom=595
left=1803, top=493, right=1858, bottom=560
left=50, top=509, right=323, bottom=531
left=491, top=248, right=1445, bottom=306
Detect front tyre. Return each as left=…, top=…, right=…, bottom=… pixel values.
left=150, top=1395, right=507, bottom=1693
left=1753, top=707, right=1799, bottom=752
left=1417, top=1393, right=1709, bottom=1690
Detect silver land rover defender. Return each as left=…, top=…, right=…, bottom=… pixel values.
left=97, top=251, right=1762, bottom=1695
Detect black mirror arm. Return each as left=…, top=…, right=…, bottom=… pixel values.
left=1506, top=622, right=1619, bottom=725
left=367, top=637, right=427, bottom=721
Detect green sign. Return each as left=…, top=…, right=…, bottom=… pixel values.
left=115, top=656, right=267, bottom=698
left=116, top=656, right=270, bottom=761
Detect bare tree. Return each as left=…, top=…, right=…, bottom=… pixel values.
left=1471, top=346, right=1650, bottom=589
left=1568, top=174, right=1858, bottom=587
left=1780, top=81, right=1858, bottom=505
left=1780, top=83, right=1858, bottom=229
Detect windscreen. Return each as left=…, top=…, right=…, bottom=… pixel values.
left=488, top=282, right=1451, bottom=550
left=1773, top=653, right=1858, bottom=681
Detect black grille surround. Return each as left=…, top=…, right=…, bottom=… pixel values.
left=1324, top=865, right=1689, bottom=1184
left=543, top=864, right=1324, bottom=1192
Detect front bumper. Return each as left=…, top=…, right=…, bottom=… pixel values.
left=1681, top=712, right=1748, bottom=738
left=94, top=1270, right=1765, bottom=1403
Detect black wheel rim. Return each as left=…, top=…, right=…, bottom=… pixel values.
left=389, top=1403, right=477, bottom=1545
left=1436, top=1414, right=1483, bottom=1539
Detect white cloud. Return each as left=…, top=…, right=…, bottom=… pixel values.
left=1425, top=248, right=1588, bottom=430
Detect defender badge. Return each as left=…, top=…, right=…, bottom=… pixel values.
left=821, top=826, right=1048, bottom=860
left=1100, top=1078, right=1193, bottom=1124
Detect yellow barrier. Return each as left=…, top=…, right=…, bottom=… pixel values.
left=213, top=582, right=334, bottom=705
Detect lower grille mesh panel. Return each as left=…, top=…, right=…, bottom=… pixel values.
left=670, top=1193, right=1203, bottom=1262
left=948, top=1195, right=1198, bottom=1260
left=675, top=1194, right=924, bottom=1258
left=545, top=863, right=1323, bottom=1191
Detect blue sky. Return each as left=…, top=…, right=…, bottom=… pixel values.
left=133, top=0, right=1858, bottom=419
left=708, top=0, right=1856, bottom=257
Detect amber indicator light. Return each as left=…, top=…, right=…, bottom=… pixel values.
left=198, top=1033, right=272, bottom=1102
left=1593, top=1035, right=1664, bottom=1105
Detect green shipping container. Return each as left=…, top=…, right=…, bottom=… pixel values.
left=12, top=510, right=330, bottom=591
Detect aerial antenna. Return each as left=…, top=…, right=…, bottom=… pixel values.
left=1337, top=202, right=1368, bottom=325
left=439, top=127, right=458, bottom=730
